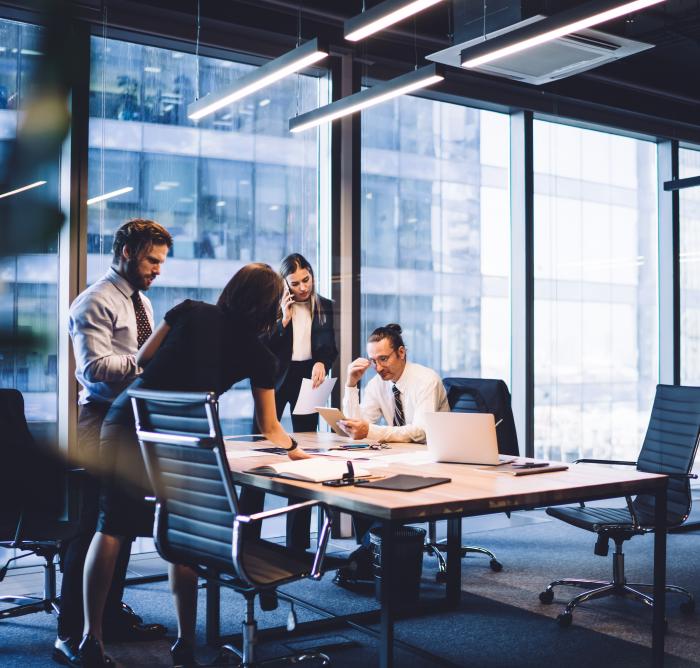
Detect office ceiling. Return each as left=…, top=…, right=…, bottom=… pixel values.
left=18, top=0, right=699, bottom=138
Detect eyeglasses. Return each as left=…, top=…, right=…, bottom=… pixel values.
left=368, top=350, right=396, bottom=367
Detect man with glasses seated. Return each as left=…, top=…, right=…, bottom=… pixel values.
left=334, top=323, right=449, bottom=587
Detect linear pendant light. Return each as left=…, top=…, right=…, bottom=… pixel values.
left=345, top=0, right=447, bottom=42
left=86, top=186, right=134, bottom=206
left=289, top=63, right=444, bottom=134
left=0, top=180, right=46, bottom=199
left=188, top=38, right=328, bottom=121
left=461, top=0, right=666, bottom=69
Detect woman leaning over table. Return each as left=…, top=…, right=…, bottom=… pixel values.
left=78, top=263, right=310, bottom=668
left=263, top=253, right=337, bottom=551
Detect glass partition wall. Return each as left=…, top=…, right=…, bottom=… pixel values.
left=680, top=147, right=700, bottom=386
left=88, top=35, right=330, bottom=431
left=360, top=98, right=511, bottom=386
left=0, top=18, right=60, bottom=440
left=533, top=121, right=659, bottom=461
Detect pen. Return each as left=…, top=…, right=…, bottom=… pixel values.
left=495, top=418, right=503, bottom=428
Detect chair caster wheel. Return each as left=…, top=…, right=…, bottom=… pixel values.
left=489, top=559, right=503, bottom=572
left=539, top=589, right=554, bottom=604
left=435, top=571, right=447, bottom=584
left=680, top=599, right=695, bottom=615
left=557, top=612, right=572, bottom=627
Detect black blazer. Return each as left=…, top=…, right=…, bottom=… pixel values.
left=264, top=295, right=338, bottom=391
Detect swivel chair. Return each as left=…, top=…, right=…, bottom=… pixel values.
left=539, top=384, right=699, bottom=627
left=425, top=378, right=520, bottom=580
left=0, top=389, right=76, bottom=621
left=129, top=387, right=345, bottom=666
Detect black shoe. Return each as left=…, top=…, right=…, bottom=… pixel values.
left=103, top=605, right=167, bottom=642
left=78, top=634, right=115, bottom=668
left=333, top=546, right=375, bottom=591
left=171, top=638, right=199, bottom=667
left=52, top=636, right=80, bottom=667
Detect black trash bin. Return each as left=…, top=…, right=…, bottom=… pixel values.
left=369, top=525, right=426, bottom=604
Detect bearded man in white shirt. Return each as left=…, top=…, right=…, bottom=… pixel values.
left=334, top=323, right=449, bottom=589
left=339, top=323, right=449, bottom=442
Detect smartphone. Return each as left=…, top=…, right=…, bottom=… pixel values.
left=322, top=479, right=356, bottom=487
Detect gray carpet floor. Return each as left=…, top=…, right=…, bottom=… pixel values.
left=2, top=507, right=700, bottom=667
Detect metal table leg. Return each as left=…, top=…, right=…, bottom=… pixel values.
left=379, top=520, right=396, bottom=668
left=446, top=517, right=462, bottom=606
left=652, top=480, right=667, bottom=668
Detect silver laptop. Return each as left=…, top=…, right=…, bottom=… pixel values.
left=424, top=412, right=506, bottom=466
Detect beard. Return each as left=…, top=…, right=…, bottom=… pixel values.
left=125, top=257, right=151, bottom=291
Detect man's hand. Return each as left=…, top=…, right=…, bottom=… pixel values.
left=338, top=419, right=370, bottom=440
left=281, top=287, right=295, bottom=327
left=311, top=362, right=326, bottom=389
left=346, top=357, right=370, bottom=387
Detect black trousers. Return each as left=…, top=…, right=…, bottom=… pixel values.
left=247, top=361, right=325, bottom=550
left=57, top=402, right=133, bottom=640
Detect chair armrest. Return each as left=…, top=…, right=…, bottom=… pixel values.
left=233, top=500, right=334, bottom=582
left=235, top=499, right=322, bottom=525
left=574, top=458, right=637, bottom=466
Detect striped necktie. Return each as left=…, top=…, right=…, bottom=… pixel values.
left=392, top=384, right=405, bottom=427
left=131, top=291, right=152, bottom=349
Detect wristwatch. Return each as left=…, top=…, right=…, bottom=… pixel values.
left=287, top=436, right=298, bottom=452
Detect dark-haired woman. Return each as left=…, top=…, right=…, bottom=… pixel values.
left=78, top=263, right=310, bottom=668
left=266, top=253, right=337, bottom=432
left=262, top=254, right=337, bottom=551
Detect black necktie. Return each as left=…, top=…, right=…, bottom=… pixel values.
left=392, top=384, right=405, bottom=427
left=131, top=292, right=152, bottom=349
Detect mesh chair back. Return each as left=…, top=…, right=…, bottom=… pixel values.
left=633, top=384, right=700, bottom=527
left=129, top=388, right=239, bottom=574
left=442, top=378, right=519, bottom=457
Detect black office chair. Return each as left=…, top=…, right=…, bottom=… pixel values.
left=424, top=378, right=520, bottom=580
left=539, top=383, right=700, bottom=627
left=129, top=387, right=344, bottom=666
left=0, top=388, right=76, bottom=621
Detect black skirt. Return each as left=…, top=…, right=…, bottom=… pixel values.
left=96, top=380, right=155, bottom=538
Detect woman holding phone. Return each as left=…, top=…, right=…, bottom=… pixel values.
left=264, top=253, right=337, bottom=551
left=266, top=253, right=337, bottom=432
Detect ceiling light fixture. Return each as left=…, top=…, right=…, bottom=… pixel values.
left=188, top=38, right=328, bottom=121
left=460, top=0, right=666, bottom=69
left=345, top=0, right=447, bottom=42
left=86, top=186, right=133, bottom=205
left=289, top=64, right=444, bottom=133
left=0, top=180, right=47, bottom=199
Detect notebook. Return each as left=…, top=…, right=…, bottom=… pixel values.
left=245, top=458, right=368, bottom=483
left=356, top=474, right=451, bottom=491
left=479, top=462, right=569, bottom=476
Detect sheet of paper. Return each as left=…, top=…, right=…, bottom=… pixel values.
left=292, top=377, right=337, bottom=415
left=362, top=451, right=434, bottom=467
left=224, top=448, right=269, bottom=459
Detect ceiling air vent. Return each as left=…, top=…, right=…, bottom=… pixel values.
left=427, top=15, right=653, bottom=86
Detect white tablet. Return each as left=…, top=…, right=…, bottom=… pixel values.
left=315, top=406, right=348, bottom=436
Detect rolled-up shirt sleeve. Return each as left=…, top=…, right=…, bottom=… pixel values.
left=70, top=299, right=140, bottom=383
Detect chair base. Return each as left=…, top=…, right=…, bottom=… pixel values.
left=425, top=541, right=502, bottom=582
left=219, top=644, right=330, bottom=667
left=0, top=552, right=59, bottom=620
left=214, top=594, right=331, bottom=667
left=540, top=544, right=695, bottom=626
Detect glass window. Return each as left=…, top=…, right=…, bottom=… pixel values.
left=0, top=18, right=60, bottom=438
left=88, top=36, right=329, bottom=431
left=533, top=121, right=658, bottom=462
left=360, top=96, right=510, bottom=387
left=680, top=147, right=700, bottom=385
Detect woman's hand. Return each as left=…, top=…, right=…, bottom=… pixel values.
left=288, top=446, right=312, bottom=460
left=311, top=362, right=326, bottom=389
left=281, top=286, right=295, bottom=327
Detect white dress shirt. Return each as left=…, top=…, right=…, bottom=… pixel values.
left=69, top=267, right=154, bottom=405
left=342, top=360, right=449, bottom=443
left=290, top=301, right=312, bottom=361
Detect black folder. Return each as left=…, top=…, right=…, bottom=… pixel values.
left=357, top=474, right=451, bottom=491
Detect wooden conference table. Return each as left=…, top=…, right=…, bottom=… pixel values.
left=223, top=432, right=668, bottom=668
